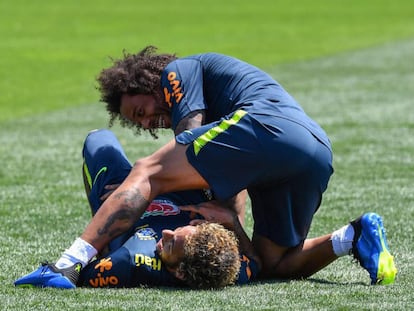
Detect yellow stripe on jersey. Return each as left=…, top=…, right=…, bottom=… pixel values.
left=193, top=110, right=247, bottom=155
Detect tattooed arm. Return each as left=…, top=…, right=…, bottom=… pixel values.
left=80, top=147, right=155, bottom=250
left=80, top=138, right=210, bottom=253
left=86, top=108, right=209, bottom=249
left=82, top=185, right=150, bottom=249
left=95, top=189, right=149, bottom=239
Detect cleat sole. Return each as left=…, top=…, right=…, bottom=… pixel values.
left=376, top=250, right=397, bottom=285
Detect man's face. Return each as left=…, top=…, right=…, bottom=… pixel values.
left=156, top=225, right=197, bottom=270
left=120, top=94, right=172, bottom=129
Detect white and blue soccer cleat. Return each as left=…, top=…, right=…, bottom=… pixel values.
left=14, top=262, right=81, bottom=289
left=351, top=213, right=397, bottom=285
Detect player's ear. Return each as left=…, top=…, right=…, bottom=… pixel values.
left=174, top=269, right=185, bottom=280
left=166, top=265, right=186, bottom=280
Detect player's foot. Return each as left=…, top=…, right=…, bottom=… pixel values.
left=350, top=213, right=397, bottom=285
left=14, top=262, right=81, bottom=289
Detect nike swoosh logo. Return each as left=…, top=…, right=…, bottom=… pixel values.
left=93, top=166, right=108, bottom=185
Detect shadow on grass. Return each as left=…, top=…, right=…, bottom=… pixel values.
left=144, top=277, right=367, bottom=293
left=241, top=277, right=367, bottom=287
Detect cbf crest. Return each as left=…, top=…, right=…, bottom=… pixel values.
left=135, top=226, right=157, bottom=240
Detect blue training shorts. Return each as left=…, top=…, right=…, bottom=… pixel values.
left=176, top=110, right=333, bottom=247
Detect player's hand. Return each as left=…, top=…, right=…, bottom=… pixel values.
left=100, top=184, right=121, bottom=201
left=180, top=201, right=237, bottom=230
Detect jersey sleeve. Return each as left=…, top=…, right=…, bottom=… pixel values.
left=77, top=248, right=135, bottom=288
left=161, top=58, right=206, bottom=131
left=236, top=254, right=260, bottom=285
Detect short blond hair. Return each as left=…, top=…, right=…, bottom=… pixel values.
left=177, top=222, right=240, bottom=289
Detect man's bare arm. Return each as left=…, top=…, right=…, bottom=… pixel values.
left=174, top=110, right=205, bottom=135
left=96, top=189, right=149, bottom=238
left=82, top=184, right=150, bottom=249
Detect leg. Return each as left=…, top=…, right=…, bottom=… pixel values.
left=254, top=215, right=398, bottom=285
left=253, top=233, right=337, bottom=279
left=14, top=131, right=214, bottom=289
left=82, top=129, right=136, bottom=252
left=248, top=128, right=334, bottom=279
left=82, top=129, right=132, bottom=216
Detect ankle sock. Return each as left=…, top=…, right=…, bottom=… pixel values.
left=331, top=224, right=355, bottom=257
left=55, top=238, right=98, bottom=269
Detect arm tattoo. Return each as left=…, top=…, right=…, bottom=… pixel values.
left=97, top=188, right=149, bottom=238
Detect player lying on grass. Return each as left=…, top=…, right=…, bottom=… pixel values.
left=16, top=46, right=397, bottom=287
left=15, top=129, right=260, bottom=289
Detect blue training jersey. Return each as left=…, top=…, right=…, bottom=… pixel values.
left=161, top=53, right=330, bottom=149
left=77, top=192, right=258, bottom=288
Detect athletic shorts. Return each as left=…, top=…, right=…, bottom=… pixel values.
left=176, top=110, right=333, bottom=247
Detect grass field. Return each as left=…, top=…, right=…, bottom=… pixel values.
left=1, top=1, right=414, bottom=310
left=1, top=0, right=414, bottom=121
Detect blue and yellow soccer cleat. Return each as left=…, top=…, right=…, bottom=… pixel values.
left=14, top=262, right=81, bottom=289
left=351, top=213, right=397, bottom=285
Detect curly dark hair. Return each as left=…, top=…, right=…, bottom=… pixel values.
left=96, top=46, right=177, bottom=138
left=178, top=223, right=241, bottom=289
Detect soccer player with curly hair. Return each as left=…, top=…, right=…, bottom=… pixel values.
left=16, top=129, right=257, bottom=289
left=167, top=223, right=241, bottom=289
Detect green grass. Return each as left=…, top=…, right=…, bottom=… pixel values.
left=1, top=1, right=414, bottom=310
left=2, top=38, right=413, bottom=311
left=1, top=0, right=414, bottom=121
